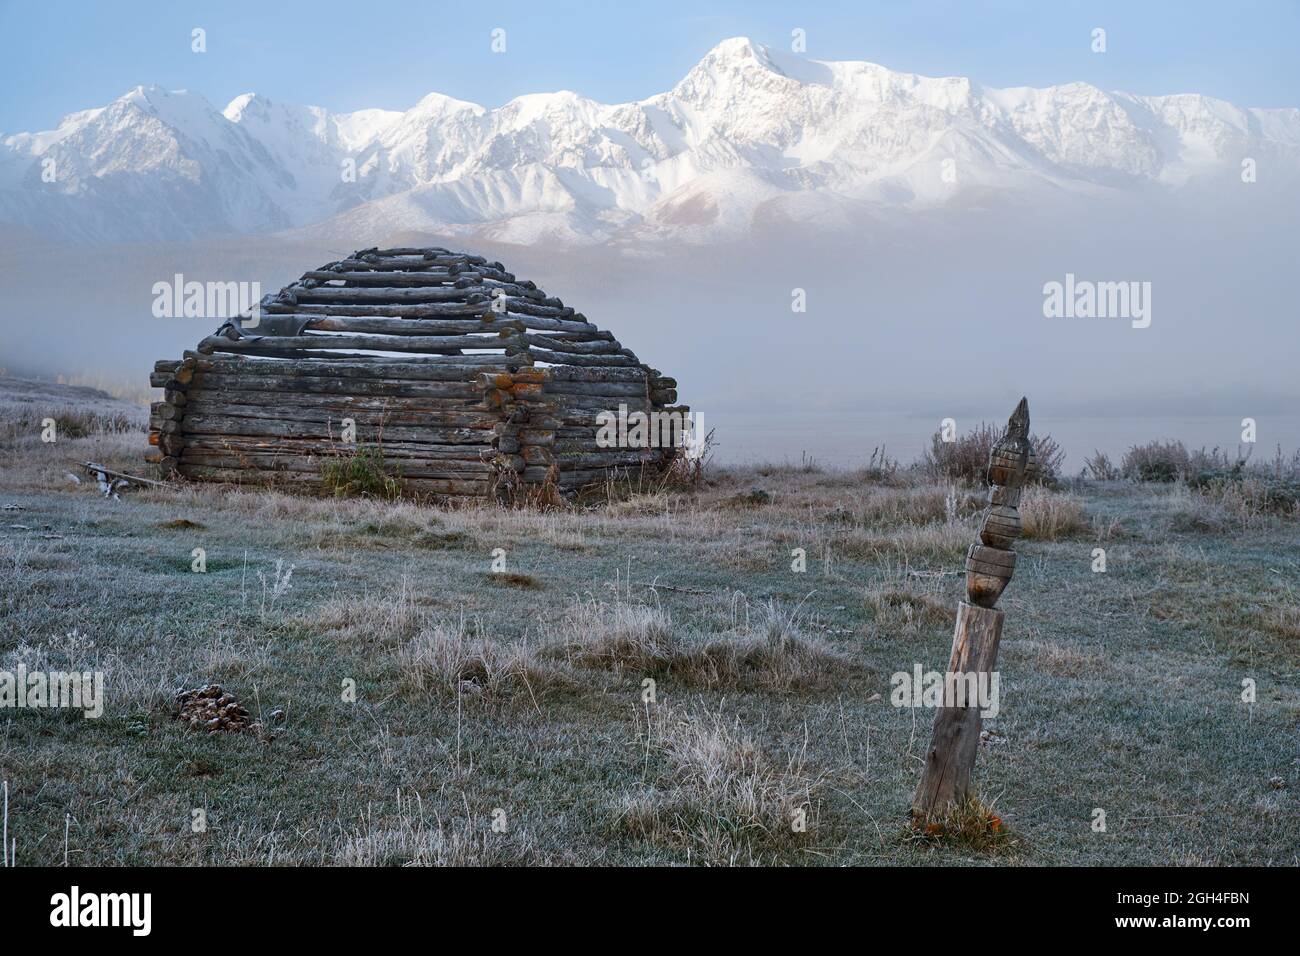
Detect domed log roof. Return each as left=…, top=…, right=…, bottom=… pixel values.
left=196, top=246, right=643, bottom=371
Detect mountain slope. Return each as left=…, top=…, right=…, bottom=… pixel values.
left=3, top=37, right=1297, bottom=245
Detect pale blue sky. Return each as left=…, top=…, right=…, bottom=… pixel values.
left=2, top=0, right=1297, bottom=131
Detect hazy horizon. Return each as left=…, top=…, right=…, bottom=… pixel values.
left=4, top=184, right=1296, bottom=469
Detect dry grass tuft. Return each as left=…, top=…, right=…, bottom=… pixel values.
left=1018, top=486, right=1086, bottom=540
left=334, top=789, right=535, bottom=866
left=828, top=483, right=972, bottom=527
left=754, top=452, right=823, bottom=476
left=484, top=571, right=542, bottom=589
left=599, top=490, right=679, bottom=518
left=296, top=576, right=432, bottom=641
left=553, top=595, right=850, bottom=691
left=1017, top=639, right=1108, bottom=677
left=614, top=704, right=823, bottom=863
left=555, top=596, right=677, bottom=672
left=835, top=519, right=972, bottom=564
left=1191, top=475, right=1300, bottom=526
left=1165, top=485, right=1230, bottom=533
left=0, top=405, right=140, bottom=443
left=865, top=581, right=955, bottom=631
left=1257, top=602, right=1300, bottom=641
left=723, top=489, right=773, bottom=509
left=906, top=796, right=1018, bottom=855
left=394, top=616, right=562, bottom=700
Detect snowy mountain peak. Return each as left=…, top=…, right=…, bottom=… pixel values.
left=3, top=41, right=1298, bottom=245
left=408, top=91, right=483, bottom=119
left=698, top=36, right=778, bottom=69
left=223, top=92, right=276, bottom=122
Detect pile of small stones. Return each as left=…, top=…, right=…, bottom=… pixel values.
left=175, top=684, right=266, bottom=736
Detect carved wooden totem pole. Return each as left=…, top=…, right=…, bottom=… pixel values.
left=913, top=397, right=1036, bottom=819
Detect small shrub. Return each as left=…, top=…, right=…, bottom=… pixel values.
left=1189, top=472, right=1300, bottom=520
left=923, top=423, right=1064, bottom=485
left=322, top=446, right=401, bottom=499
left=1121, top=440, right=1190, bottom=482
left=1083, top=450, right=1120, bottom=481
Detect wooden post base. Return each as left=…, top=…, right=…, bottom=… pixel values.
left=913, top=601, right=1004, bottom=818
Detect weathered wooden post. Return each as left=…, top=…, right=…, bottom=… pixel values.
left=913, top=397, right=1036, bottom=819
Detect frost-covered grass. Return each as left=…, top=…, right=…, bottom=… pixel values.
left=0, top=408, right=1296, bottom=866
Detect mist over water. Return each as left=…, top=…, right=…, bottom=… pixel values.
left=713, top=409, right=1297, bottom=472
left=2, top=180, right=1296, bottom=471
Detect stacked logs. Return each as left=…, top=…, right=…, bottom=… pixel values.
left=146, top=247, right=688, bottom=498
left=964, top=398, right=1037, bottom=607
left=544, top=366, right=675, bottom=489
left=479, top=368, right=558, bottom=489
left=646, top=369, right=678, bottom=407
left=147, top=356, right=196, bottom=475
left=479, top=366, right=683, bottom=493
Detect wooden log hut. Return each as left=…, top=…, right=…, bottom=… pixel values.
left=146, top=247, right=688, bottom=499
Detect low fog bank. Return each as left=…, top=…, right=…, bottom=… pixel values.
left=1, top=182, right=1295, bottom=468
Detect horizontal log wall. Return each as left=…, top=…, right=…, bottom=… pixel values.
left=158, top=355, right=513, bottom=497
left=539, top=369, right=681, bottom=486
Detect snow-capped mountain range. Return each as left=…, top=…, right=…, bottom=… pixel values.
left=3, top=37, right=1297, bottom=245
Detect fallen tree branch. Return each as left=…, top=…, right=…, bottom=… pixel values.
left=633, top=579, right=722, bottom=595
left=81, top=461, right=168, bottom=499
left=80, top=462, right=167, bottom=488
